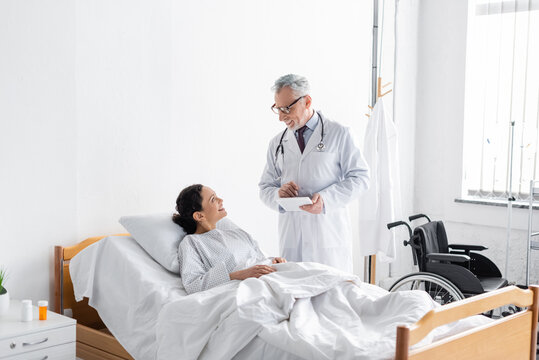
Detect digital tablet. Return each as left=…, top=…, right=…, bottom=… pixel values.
left=276, top=197, right=313, bottom=212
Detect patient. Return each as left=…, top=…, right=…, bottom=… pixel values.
left=173, top=184, right=286, bottom=294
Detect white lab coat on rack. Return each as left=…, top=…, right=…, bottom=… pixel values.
left=358, top=98, right=401, bottom=262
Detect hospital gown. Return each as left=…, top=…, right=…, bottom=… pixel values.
left=179, top=227, right=269, bottom=294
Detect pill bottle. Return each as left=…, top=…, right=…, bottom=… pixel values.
left=38, top=300, right=48, bottom=320
left=21, top=300, right=32, bottom=322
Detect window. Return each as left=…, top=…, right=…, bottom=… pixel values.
left=462, top=0, right=539, bottom=201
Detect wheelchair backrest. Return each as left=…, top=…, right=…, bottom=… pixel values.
left=412, top=221, right=449, bottom=271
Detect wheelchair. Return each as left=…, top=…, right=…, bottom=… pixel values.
left=387, top=214, right=508, bottom=306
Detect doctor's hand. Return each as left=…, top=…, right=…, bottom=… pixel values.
left=229, top=265, right=276, bottom=280
left=300, top=193, right=324, bottom=214
left=272, top=257, right=287, bottom=264
left=278, top=181, right=299, bottom=198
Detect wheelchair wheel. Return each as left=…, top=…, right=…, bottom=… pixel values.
left=389, top=272, right=465, bottom=305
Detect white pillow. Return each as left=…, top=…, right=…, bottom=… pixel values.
left=119, top=213, right=184, bottom=274
left=119, top=213, right=239, bottom=274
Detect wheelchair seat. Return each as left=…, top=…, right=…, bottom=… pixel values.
left=412, top=220, right=507, bottom=296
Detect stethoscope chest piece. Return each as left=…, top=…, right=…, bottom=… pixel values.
left=317, top=142, right=325, bottom=151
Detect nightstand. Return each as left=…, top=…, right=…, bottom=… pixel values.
left=0, top=300, right=76, bottom=359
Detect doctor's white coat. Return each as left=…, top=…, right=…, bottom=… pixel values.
left=259, top=111, right=369, bottom=272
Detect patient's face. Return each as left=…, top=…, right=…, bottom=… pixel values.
left=200, top=186, right=227, bottom=224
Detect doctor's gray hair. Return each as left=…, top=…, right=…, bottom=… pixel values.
left=271, top=74, right=310, bottom=97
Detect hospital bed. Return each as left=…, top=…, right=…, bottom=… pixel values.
left=54, top=235, right=538, bottom=359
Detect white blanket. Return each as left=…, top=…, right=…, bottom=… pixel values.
left=156, top=262, right=490, bottom=360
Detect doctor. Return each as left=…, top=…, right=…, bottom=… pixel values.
left=259, top=74, right=370, bottom=272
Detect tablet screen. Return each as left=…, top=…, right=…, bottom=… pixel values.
left=276, top=197, right=313, bottom=212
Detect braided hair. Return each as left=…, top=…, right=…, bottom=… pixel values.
left=172, top=184, right=203, bottom=234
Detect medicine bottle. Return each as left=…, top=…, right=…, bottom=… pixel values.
left=21, top=300, right=32, bottom=322
left=38, top=300, right=48, bottom=320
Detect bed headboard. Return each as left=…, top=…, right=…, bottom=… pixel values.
left=54, top=234, right=128, bottom=328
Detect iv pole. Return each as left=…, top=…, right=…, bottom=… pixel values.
left=505, top=120, right=515, bottom=280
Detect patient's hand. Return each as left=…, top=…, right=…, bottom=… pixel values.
left=229, top=265, right=276, bottom=281
left=272, top=257, right=287, bottom=264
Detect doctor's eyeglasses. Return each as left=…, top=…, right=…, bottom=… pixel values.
left=271, top=96, right=305, bottom=114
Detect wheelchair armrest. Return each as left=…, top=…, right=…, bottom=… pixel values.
left=448, top=244, right=488, bottom=251
left=426, top=253, right=470, bottom=263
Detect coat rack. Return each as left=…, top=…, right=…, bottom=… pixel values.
left=364, top=0, right=394, bottom=285
left=365, top=77, right=392, bottom=118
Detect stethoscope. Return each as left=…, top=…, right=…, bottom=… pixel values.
left=274, top=111, right=325, bottom=163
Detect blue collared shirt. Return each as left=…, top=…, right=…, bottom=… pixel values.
left=294, top=110, right=319, bottom=148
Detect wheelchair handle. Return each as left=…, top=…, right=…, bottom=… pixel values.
left=408, top=213, right=431, bottom=223
left=386, top=221, right=413, bottom=238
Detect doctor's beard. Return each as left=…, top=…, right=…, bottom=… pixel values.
left=284, top=119, right=302, bottom=131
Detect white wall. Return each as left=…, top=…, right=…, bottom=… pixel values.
left=1, top=0, right=375, bottom=306
left=0, top=0, right=77, bottom=305
left=75, top=0, right=174, bottom=237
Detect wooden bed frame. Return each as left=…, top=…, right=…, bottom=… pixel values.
left=395, top=285, right=539, bottom=359
left=54, top=235, right=134, bottom=360
left=55, top=235, right=538, bottom=360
